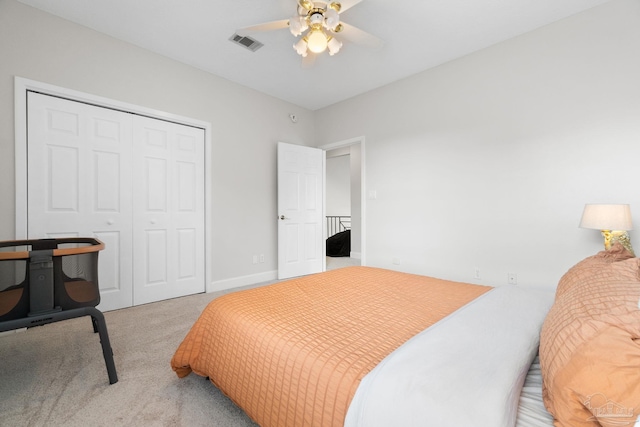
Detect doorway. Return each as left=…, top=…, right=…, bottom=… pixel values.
left=320, top=137, right=365, bottom=268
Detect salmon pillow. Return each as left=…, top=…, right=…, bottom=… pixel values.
left=554, top=242, right=636, bottom=299
left=540, top=244, right=640, bottom=427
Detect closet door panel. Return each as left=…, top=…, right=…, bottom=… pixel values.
left=132, top=115, right=205, bottom=305
left=95, top=231, right=123, bottom=295
left=27, top=92, right=134, bottom=311
left=94, top=151, right=121, bottom=211
left=48, top=145, right=80, bottom=211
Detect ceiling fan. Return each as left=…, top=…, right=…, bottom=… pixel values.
left=237, top=0, right=382, bottom=60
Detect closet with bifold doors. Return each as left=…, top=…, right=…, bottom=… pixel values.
left=26, top=91, right=205, bottom=311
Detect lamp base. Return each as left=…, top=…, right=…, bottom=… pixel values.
left=602, top=230, right=635, bottom=256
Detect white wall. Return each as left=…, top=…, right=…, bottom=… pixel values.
left=3, top=0, right=639, bottom=291
left=349, top=144, right=362, bottom=257
left=326, top=154, right=351, bottom=216
left=0, top=0, right=316, bottom=289
left=315, top=0, right=640, bottom=289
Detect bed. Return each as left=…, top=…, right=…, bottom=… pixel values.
left=171, top=266, right=556, bottom=426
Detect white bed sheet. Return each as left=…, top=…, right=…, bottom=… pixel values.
left=515, top=355, right=554, bottom=427
left=345, top=285, right=554, bottom=427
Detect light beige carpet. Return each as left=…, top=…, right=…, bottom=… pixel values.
left=325, top=256, right=360, bottom=270
left=0, top=285, right=267, bottom=427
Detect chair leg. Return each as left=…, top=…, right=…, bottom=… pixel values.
left=91, top=316, right=99, bottom=333
left=87, top=308, right=118, bottom=384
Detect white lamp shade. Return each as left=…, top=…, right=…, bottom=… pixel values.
left=293, top=37, right=308, bottom=56
left=324, top=8, right=340, bottom=30
left=289, top=15, right=307, bottom=37
left=327, top=37, right=342, bottom=55
left=579, top=204, right=633, bottom=231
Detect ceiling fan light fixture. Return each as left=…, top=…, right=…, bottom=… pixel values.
left=241, top=0, right=381, bottom=62
left=324, top=8, right=340, bottom=31
left=309, top=10, right=324, bottom=27
left=289, top=15, right=308, bottom=36
left=293, top=37, right=308, bottom=57
left=298, top=0, right=314, bottom=11
left=306, top=29, right=328, bottom=53
left=327, top=36, right=342, bottom=55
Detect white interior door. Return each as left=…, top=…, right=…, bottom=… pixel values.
left=132, top=115, right=205, bottom=305
left=277, top=142, right=324, bottom=279
left=27, top=92, right=134, bottom=311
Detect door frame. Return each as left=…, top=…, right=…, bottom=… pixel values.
left=319, top=136, right=366, bottom=266
left=14, top=76, right=214, bottom=293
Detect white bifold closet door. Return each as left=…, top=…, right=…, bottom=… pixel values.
left=131, top=114, right=205, bottom=306
left=26, top=92, right=205, bottom=311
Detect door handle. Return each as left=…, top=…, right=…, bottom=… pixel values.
left=279, top=215, right=288, bottom=220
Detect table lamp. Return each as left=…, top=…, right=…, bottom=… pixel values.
left=579, top=204, right=634, bottom=255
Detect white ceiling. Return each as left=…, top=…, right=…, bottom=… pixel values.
left=18, top=0, right=612, bottom=110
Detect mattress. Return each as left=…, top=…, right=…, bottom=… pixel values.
left=171, top=266, right=491, bottom=427
left=345, top=285, right=554, bottom=427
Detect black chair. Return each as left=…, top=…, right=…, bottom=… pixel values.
left=0, top=237, right=117, bottom=384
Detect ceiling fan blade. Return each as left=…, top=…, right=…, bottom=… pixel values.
left=336, top=0, right=363, bottom=13
left=338, top=22, right=383, bottom=49
left=237, top=19, right=289, bottom=36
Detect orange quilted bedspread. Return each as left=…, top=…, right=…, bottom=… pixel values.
left=171, top=266, right=489, bottom=427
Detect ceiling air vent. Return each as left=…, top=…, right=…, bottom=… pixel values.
left=229, top=33, right=264, bottom=52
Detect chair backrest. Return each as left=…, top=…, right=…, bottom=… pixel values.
left=56, top=249, right=101, bottom=309
left=0, top=261, right=29, bottom=321
left=0, top=238, right=104, bottom=321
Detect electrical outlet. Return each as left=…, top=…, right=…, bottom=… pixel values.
left=508, top=273, right=517, bottom=285
left=259, top=254, right=265, bottom=263
left=474, top=268, right=481, bottom=279
left=252, top=255, right=258, bottom=264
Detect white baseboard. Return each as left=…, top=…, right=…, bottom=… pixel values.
left=209, top=270, right=278, bottom=293
left=350, top=252, right=362, bottom=259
